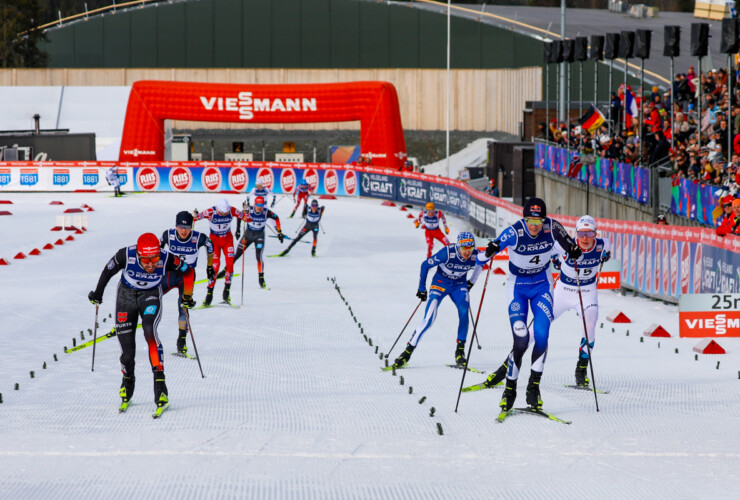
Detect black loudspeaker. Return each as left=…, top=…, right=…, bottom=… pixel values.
left=574, top=36, right=588, bottom=61
left=589, top=35, right=604, bottom=61
left=691, top=23, right=709, bottom=57
left=544, top=42, right=553, bottom=64
left=562, top=39, right=575, bottom=63
left=634, top=30, right=652, bottom=59
left=550, top=40, right=564, bottom=63
left=663, top=26, right=681, bottom=57
left=605, top=33, right=620, bottom=60
left=619, top=31, right=635, bottom=59
left=720, top=18, right=739, bottom=54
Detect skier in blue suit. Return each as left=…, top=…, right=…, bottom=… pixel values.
left=473, top=198, right=581, bottom=411
left=392, top=232, right=481, bottom=369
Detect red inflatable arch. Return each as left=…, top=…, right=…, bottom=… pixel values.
left=119, top=80, right=407, bottom=168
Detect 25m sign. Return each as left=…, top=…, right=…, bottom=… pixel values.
left=679, top=293, right=740, bottom=337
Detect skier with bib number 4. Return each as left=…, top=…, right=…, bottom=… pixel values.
left=551, top=215, right=611, bottom=388
left=471, top=198, right=580, bottom=413
left=160, top=211, right=215, bottom=356
left=230, top=196, right=284, bottom=288
left=279, top=199, right=324, bottom=257
left=391, top=232, right=480, bottom=370
left=193, top=199, right=251, bottom=306
left=87, top=233, right=193, bottom=416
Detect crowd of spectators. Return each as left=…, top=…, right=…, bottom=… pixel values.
left=538, top=65, right=740, bottom=233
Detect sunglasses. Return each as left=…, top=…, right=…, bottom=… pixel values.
left=255, top=203, right=264, bottom=207
left=724, top=203, right=732, bottom=208
left=577, top=230, right=596, bottom=238
left=139, top=255, right=160, bottom=265
left=524, top=217, right=544, bottom=226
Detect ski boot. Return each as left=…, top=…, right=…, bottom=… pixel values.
left=392, top=344, right=416, bottom=369
left=176, top=333, right=188, bottom=355
left=222, top=284, right=231, bottom=303
left=311, top=246, right=316, bottom=257
left=484, top=361, right=508, bottom=388
left=526, top=371, right=543, bottom=410
left=154, top=370, right=168, bottom=405
left=575, top=357, right=589, bottom=387
left=119, top=375, right=135, bottom=411
left=203, top=288, right=214, bottom=307
left=455, top=340, right=467, bottom=367
left=289, top=211, right=296, bottom=218
left=499, top=380, right=517, bottom=411
left=258, top=273, right=267, bottom=289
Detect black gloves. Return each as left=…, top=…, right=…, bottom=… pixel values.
left=207, top=265, right=215, bottom=281
left=88, top=291, right=102, bottom=305
left=278, top=230, right=285, bottom=243
left=485, top=240, right=500, bottom=258
left=467, top=280, right=474, bottom=290
left=182, top=294, right=196, bottom=309
left=567, top=243, right=583, bottom=261
left=550, top=255, right=561, bottom=270
left=416, top=290, right=428, bottom=302
left=600, top=251, right=611, bottom=263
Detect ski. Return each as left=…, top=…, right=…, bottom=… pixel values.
left=512, top=407, right=572, bottom=425
left=195, top=273, right=240, bottom=286
left=381, top=363, right=407, bottom=371
left=172, top=351, right=197, bottom=359
left=496, top=410, right=512, bottom=423
left=66, top=330, right=115, bottom=352
left=446, top=364, right=486, bottom=374
left=152, top=403, right=169, bottom=419
left=193, top=301, right=240, bottom=310
left=462, top=380, right=503, bottom=392
left=268, top=253, right=288, bottom=258
left=119, top=401, right=129, bottom=413
left=564, top=384, right=610, bottom=394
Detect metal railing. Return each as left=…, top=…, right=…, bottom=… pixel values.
left=31, top=0, right=164, bottom=33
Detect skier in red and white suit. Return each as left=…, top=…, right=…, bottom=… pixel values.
left=415, top=202, right=450, bottom=258
left=194, top=199, right=250, bottom=305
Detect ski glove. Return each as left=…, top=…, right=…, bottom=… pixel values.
left=193, top=208, right=199, bottom=217
left=207, top=265, right=215, bottom=281
left=242, top=201, right=249, bottom=211
left=600, top=250, right=611, bottom=263
left=182, top=294, right=196, bottom=309
left=467, top=280, right=474, bottom=290
left=416, top=290, right=428, bottom=302
left=445, top=227, right=450, bottom=235
left=550, top=255, right=561, bottom=270
left=414, top=221, right=420, bottom=228
left=278, top=230, right=285, bottom=243
left=567, top=243, right=583, bottom=261
left=88, top=291, right=103, bottom=305
left=485, top=240, right=500, bottom=258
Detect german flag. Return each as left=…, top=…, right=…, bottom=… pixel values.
left=578, top=105, right=606, bottom=134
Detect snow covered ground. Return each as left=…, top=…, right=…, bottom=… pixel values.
left=1, top=192, right=739, bottom=499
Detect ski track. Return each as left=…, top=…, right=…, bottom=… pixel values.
left=0, top=193, right=739, bottom=498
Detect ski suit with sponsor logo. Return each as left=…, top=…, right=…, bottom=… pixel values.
left=160, top=228, right=213, bottom=339
left=409, top=244, right=481, bottom=347
left=91, top=246, right=191, bottom=379
left=282, top=206, right=324, bottom=255
left=233, top=206, right=282, bottom=272
left=551, top=237, right=611, bottom=361
left=473, top=217, right=575, bottom=381
left=415, top=209, right=450, bottom=258
left=194, top=206, right=250, bottom=289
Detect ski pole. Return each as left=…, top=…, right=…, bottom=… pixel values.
left=384, top=299, right=424, bottom=359
left=240, top=238, right=246, bottom=307
left=320, top=222, right=325, bottom=235
left=184, top=309, right=205, bottom=378
left=91, top=304, right=99, bottom=372
left=467, top=307, right=482, bottom=350
left=455, top=261, right=493, bottom=412
left=574, top=262, right=599, bottom=412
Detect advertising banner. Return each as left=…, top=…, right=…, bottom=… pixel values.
left=679, top=294, right=740, bottom=337
left=0, top=163, right=133, bottom=192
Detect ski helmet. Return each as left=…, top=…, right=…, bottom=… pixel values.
left=175, top=211, right=193, bottom=228
left=426, top=202, right=435, bottom=210
left=523, top=197, right=546, bottom=218
left=216, top=198, right=230, bottom=214
left=456, top=231, right=475, bottom=251
left=254, top=196, right=265, bottom=206
left=311, top=199, right=319, bottom=207
left=576, top=215, right=596, bottom=232
left=136, top=233, right=160, bottom=258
